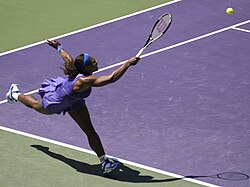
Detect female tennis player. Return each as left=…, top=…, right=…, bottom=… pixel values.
left=6, top=39, right=140, bottom=175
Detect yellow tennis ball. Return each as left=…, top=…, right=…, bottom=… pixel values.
left=226, top=8, right=233, bottom=14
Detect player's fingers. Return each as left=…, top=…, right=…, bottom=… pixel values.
left=46, top=39, right=53, bottom=45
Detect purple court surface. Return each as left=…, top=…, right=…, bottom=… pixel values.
left=0, top=0, right=250, bottom=186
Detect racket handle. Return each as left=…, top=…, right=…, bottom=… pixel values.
left=136, top=48, right=144, bottom=58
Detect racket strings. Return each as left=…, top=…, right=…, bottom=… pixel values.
left=151, top=14, right=172, bottom=40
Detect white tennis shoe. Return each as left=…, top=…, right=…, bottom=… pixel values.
left=6, top=84, right=20, bottom=103
left=101, top=157, right=120, bottom=175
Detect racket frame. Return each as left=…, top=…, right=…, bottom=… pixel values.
left=136, top=13, right=172, bottom=57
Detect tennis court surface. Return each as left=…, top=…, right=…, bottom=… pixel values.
left=1, top=128, right=215, bottom=187
left=0, top=0, right=250, bottom=187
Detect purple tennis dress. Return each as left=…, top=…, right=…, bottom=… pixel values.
left=38, top=74, right=92, bottom=115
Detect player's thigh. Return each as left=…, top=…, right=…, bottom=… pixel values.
left=68, top=105, right=95, bottom=132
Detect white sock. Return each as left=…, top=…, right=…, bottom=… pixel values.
left=12, top=92, right=21, bottom=101
left=99, top=155, right=107, bottom=163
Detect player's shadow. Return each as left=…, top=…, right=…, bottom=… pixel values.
left=30, top=145, right=180, bottom=183
left=30, top=145, right=250, bottom=184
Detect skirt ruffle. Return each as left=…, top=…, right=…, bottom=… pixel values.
left=38, top=77, right=65, bottom=98
left=38, top=76, right=86, bottom=115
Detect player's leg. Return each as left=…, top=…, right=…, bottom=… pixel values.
left=68, top=104, right=105, bottom=157
left=68, top=104, right=119, bottom=175
left=6, top=84, right=52, bottom=115
left=18, top=94, right=52, bottom=115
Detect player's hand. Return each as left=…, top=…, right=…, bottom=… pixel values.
left=46, top=39, right=61, bottom=50
left=127, top=57, right=140, bottom=66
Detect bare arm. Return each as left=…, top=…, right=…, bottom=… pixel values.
left=74, top=57, right=140, bottom=92
left=46, top=39, right=74, bottom=64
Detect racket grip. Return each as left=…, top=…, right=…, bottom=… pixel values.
left=136, top=48, right=144, bottom=58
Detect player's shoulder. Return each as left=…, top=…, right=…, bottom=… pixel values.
left=77, top=75, right=97, bottom=84
left=73, top=75, right=96, bottom=91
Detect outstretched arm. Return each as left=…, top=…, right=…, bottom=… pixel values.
left=95, top=57, right=139, bottom=86
left=46, top=39, right=74, bottom=64
left=74, top=57, right=140, bottom=91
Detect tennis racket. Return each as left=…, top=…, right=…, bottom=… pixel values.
left=136, top=13, right=172, bottom=58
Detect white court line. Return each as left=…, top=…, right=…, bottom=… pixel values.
left=0, top=126, right=220, bottom=187
left=0, top=0, right=182, bottom=57
left=232, top=27, right=250, bottom=33
left=0, top=4, right=249, bottom=186
left=1, top=19, right=250, bottom=105
left=143, top=19, right=250, bottom=58
left=0, top=89, right=39, bottom=105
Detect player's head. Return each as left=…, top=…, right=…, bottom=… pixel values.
left=74, top=53, right=98, bottom=76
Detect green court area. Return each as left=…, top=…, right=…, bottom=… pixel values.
left=0, top=130, right=209, bottom=187
left=0, top=0, right=172, bottom=53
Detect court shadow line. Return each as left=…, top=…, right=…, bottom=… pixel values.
left=30, top=145, right=182, bottom=183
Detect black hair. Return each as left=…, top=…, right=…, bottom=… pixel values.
left=74, top=54, right=92, bottom=76
left=62, top=54, right=89, bottom=79
left=61, top=59, right=79, bottom=80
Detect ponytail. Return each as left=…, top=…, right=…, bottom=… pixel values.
left=62, top=53, right=90, bottom=79
left=61, top=60, right=79, bottom=79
